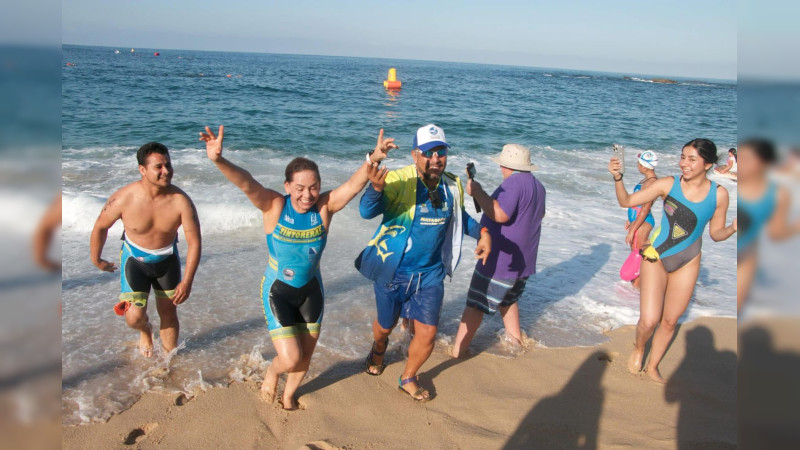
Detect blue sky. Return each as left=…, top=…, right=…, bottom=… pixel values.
left=61, top=0, right=737, bottom=80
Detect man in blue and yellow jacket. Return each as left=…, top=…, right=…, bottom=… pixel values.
left=355, top=124, right=491, bottom=402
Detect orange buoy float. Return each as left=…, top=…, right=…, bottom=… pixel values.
left=154, top=52, right=160, bottom=56
left=383, top=68, right=401, bottom=89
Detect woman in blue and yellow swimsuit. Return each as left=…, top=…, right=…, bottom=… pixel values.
left=609, top=138, right=737, bottom=383
left=200, top=125, right=396, bottom=409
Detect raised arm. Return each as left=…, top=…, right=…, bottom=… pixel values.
left=466, top=178, right=509, bottom=223
left=322, top=129, right=395, bottom=214
left=768, top=185, right=800, bottom=240
left=199, top=125, right=282, bottom=212
left=171, top=195, right=201, bottom=305
left=90, top=190, right=124, bottom=272
left=708, top=186, right=737, bottom=242
left=608, top=157, right=670, bottom=207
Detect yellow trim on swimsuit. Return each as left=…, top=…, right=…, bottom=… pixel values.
left=154, top=289, right=175, bottom=299
left=118, top=292, right=147, bottom=308
left=268, top=323, right=321, bottom=340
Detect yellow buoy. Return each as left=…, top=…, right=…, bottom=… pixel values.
left=383, top=68, right=401, bottom=89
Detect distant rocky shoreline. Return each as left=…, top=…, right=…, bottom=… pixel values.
left=624, top=76, right=678, bottom=84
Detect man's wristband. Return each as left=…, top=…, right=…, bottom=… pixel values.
left=366, top=151, right=374, bottom=164
left=480, top=226, right=489, bottom=234
left=613, top=173, right=623, bottom=182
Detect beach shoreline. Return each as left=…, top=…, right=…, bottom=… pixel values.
left=62, top=316, right=736, bottom=449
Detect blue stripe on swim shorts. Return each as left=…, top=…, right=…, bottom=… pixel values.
left=466, top=271, right=528, bottom=315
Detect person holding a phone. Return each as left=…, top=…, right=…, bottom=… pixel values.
left=451, top=144, right=546, bottom=358
left=608, top=138, right=736, bottom=383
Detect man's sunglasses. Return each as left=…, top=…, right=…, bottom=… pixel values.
left=418, top=148, right=448, bottom=159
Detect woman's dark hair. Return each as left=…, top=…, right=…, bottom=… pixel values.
left=137, top=142, right=169, bottom=166
left=285, top=157, right=321, bottom=183
left=728, top=148, right=737, bottom=160
left=740, top=139, right=777, bottom=164
left=683, top=138, right=718, bottom=165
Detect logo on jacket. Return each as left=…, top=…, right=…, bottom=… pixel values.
left=367, top=225, right=406, bottom=262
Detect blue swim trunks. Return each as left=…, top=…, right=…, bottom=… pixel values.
left=373, top=269, right=445, bottom=329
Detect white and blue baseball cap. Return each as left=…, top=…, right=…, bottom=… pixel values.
left=412, top=124, right=449, bottom=152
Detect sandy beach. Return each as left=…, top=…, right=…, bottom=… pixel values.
left=62, top=316, right=736, bottom=449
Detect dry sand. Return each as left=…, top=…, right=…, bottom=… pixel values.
left=62, top=316, right=736, bottom=449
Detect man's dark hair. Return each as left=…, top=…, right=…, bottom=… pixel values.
left=285, top=157, right=321, bottom=183
left=137, top=142, right=170, bottom=166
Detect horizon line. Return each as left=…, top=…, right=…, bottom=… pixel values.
left=61, top=42, right=737, bottom=84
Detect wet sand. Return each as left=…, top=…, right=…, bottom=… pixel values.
left=62, top=316, right=736, bottom=449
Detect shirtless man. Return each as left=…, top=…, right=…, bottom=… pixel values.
left=90, top=142, right=201, bottom=357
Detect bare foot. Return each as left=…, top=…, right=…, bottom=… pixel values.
left=645, top=367, right=666, bottom=384
left=627, top=347, right=643, bottom=374
left=279, top=395, right=299, bottom=411
left=449, top=343, right=471, bottom=359
left=260, top=369, right=278, bottom=403
left=139, top=323, right=154, bottom=358
left=504, top=333, right=523, bottom=347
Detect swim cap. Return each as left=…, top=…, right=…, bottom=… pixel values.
left=638, top=150, right=658, bottom=169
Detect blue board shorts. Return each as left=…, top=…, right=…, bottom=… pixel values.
left=373, top=270, right=445, bottom=329
left=466, top=271, right=528, bottom=315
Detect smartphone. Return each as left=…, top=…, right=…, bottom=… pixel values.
left=612, top=144, right=625, bottom=174
left=465, top=163, right=481, bottom=213
left=466, top=162, right=476, bottom=179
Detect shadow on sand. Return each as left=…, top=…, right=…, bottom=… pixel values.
left=503, top=351, right=610, bottom=449
left=665, top=325, right=736, bottom=448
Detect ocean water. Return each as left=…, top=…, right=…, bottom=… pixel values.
left=61, top=45, right=737, bottom=424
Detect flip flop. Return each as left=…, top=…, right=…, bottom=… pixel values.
left=398, top=375, right=430, bottom=402
left=364, top=338, right=388, bottom=376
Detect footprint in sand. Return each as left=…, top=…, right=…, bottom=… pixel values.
left=175, top=393, right=191, bottom=406
left=300, top=440, right=340, bottom=450
left=598, top=352, right=618, bottom=363
left=123, top=423, right=159, bottom=445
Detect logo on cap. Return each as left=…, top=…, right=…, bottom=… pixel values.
left=429, top=126, right=438, bottom=136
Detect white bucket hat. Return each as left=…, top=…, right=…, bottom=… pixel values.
left=490, top=144, right=539, bottom=172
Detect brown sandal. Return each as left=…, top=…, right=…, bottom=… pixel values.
left=364, top=338, right=388, bottom=376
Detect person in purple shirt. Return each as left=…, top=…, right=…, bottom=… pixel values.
left=452, top=144, right=546, bottom=357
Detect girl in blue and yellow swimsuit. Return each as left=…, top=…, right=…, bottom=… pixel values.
left=609, top=138, right=737, bottom=383
left=200, top=125, right=397, bottom=409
